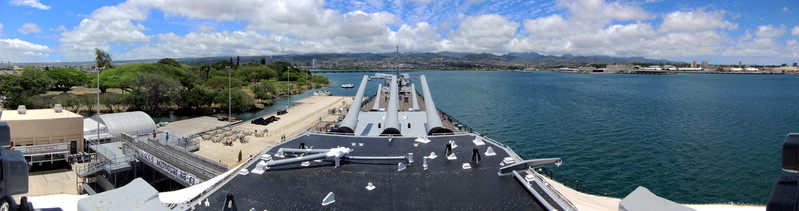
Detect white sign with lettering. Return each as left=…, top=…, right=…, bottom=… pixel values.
left=138, top=150, right=201, bottom=186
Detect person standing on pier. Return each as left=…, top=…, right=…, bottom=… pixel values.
left=166, top=132, right=170, bottom=144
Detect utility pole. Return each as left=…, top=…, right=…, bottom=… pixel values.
left=287, top=66, right=291, bottom=108
left=227, top=66, right=232, bottom=125
left=96, top=67, right=100, bottom=145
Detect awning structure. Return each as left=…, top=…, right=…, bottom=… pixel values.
left=87, top=111, right=156, bottom=139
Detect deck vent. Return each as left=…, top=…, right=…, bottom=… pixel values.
left=398, top=162, right=407, bottom=171
left=447, top=152, right=457, bottom=160
left=17, top=105, right=26, bottom=114
left=471, top=148, right=481, bottom=163
left=54, top=104, right=63, bottom=113
left=472, top=137, right=485, bottom=146
left=407, top=153, right=414, bottom=164
left=414, top=134, right=430, bottom=143
left=427, top=152, right=437, bottom=159
left=224, top=193, right=237, bottom=211
left=251, top=161, right=268, bottom=174
left=449, top=140, right=458, bottom=149
left=462, top=163, right=472, bottom=169
left=444, top=143, right=453, bottom=157
left=485, top=146, right=497, bottom=156
left=365, top=182, right=376, bottom=191
left=423, top=157, right=429, bottom=170
left=322, top=192, right=335, bottom=206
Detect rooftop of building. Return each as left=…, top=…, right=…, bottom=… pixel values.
left=0, top=108, right=82, bottom=121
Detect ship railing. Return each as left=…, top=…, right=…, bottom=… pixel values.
left=535, top=167, right=607, bottom=197
left=530, top=169, right=580, bottom=211
left=361, top=95, right=374, bottom=110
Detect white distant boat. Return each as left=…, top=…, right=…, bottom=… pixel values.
left=341, top=83, right=354, bottom=88
left=313, top=90, right=332, bottom=96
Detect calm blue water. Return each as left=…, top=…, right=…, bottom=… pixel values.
left=316, top=71, right=799, bottom=204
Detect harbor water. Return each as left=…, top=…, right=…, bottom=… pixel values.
left=317, top=70, right=799, bottom=204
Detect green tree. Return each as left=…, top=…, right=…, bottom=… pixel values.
left=128, top=74, right=181, bottom=115
left=157, top=58, right=181, bottom=68
left=250, top=80, right=276, bottom=99
left=211, top=60, right=235, bottom=71
left=204, top=76, right=244, bottom=90
left=54, top=94, right=80, bottom=112
left=270, top=61, right=291, bottom=75
left=18, top=66, right=51, bottom=96
left=93, top=63, right=200, bottom=92
left=0, top=66, right=52, bottom=108
left=310, top=75, right=329, bottom=85
left=95, top=48, right=113, bottom=70
left=101, top=93, right=126, bottom=113
left=79, top=94, right=97, bottom=115
left=214, top=88, right=255, bottom=112
left=178, top=86, right=214, bottom=110
left=280, top=71, right=302, bottom=81
left=47, top=67, right=88, bottom=92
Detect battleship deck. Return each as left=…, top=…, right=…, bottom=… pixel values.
left=200, top=133, right=553, bottom=210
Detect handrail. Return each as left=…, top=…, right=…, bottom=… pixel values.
left=532, top=170, right=579, bottom=211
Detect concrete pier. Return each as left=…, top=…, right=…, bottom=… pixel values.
left=188, top=96, right=352, bottom=167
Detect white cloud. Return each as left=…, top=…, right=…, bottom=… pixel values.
left=0, top=38, right=51, bottom=62
left=791, top=26, right=799, bottom=36
left=754, top=24, right=786, bottom=38
left=9, top=0, right=50, bottom=10
left=446, top=14, right=518, bottom=53
left=40, top=0, right=796, bottom=64
left=54, top=25, right=67, bottom=32
left=724, top=25, right=792, bottom=59
left=389, top=22, right=444, bottom=52
left=121, top=20, right=447, bottom=60
left=524, top=15, right=574, bottom=38
left=18, top=23, right=42, bottom=34
left=660, top=10, right=737, bottom=32
left=59, top=0, right=407, bottom=61
left=59, top=1, right=151, bottom=60
left=196, top=25, right=216, bottom=33
left=513, top=1, right=733, bottom=59
left=556, top=0, right=651, bottom=22
left=784, top=7, right=789, bottom=12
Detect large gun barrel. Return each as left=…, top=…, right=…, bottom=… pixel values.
left=371, top=84, right=383, bottom=111
left=331, top=75, right=369, bottom=134
left=420, top=75, right=452, bottom=135
left=381, top=75, right=401, bottom=135
left=410, top=84, right=420, bottom=111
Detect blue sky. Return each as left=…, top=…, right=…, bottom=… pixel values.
left=0, top=0, right=797, bottom=65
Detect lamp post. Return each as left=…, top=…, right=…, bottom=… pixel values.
left=287, top=66, right=290, bottom=108
left=96, top=67, right=100, bottom=145
left=227, top=66, right=232, bottom=125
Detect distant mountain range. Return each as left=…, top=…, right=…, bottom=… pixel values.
left=12, top=52, right=680, bottom=70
